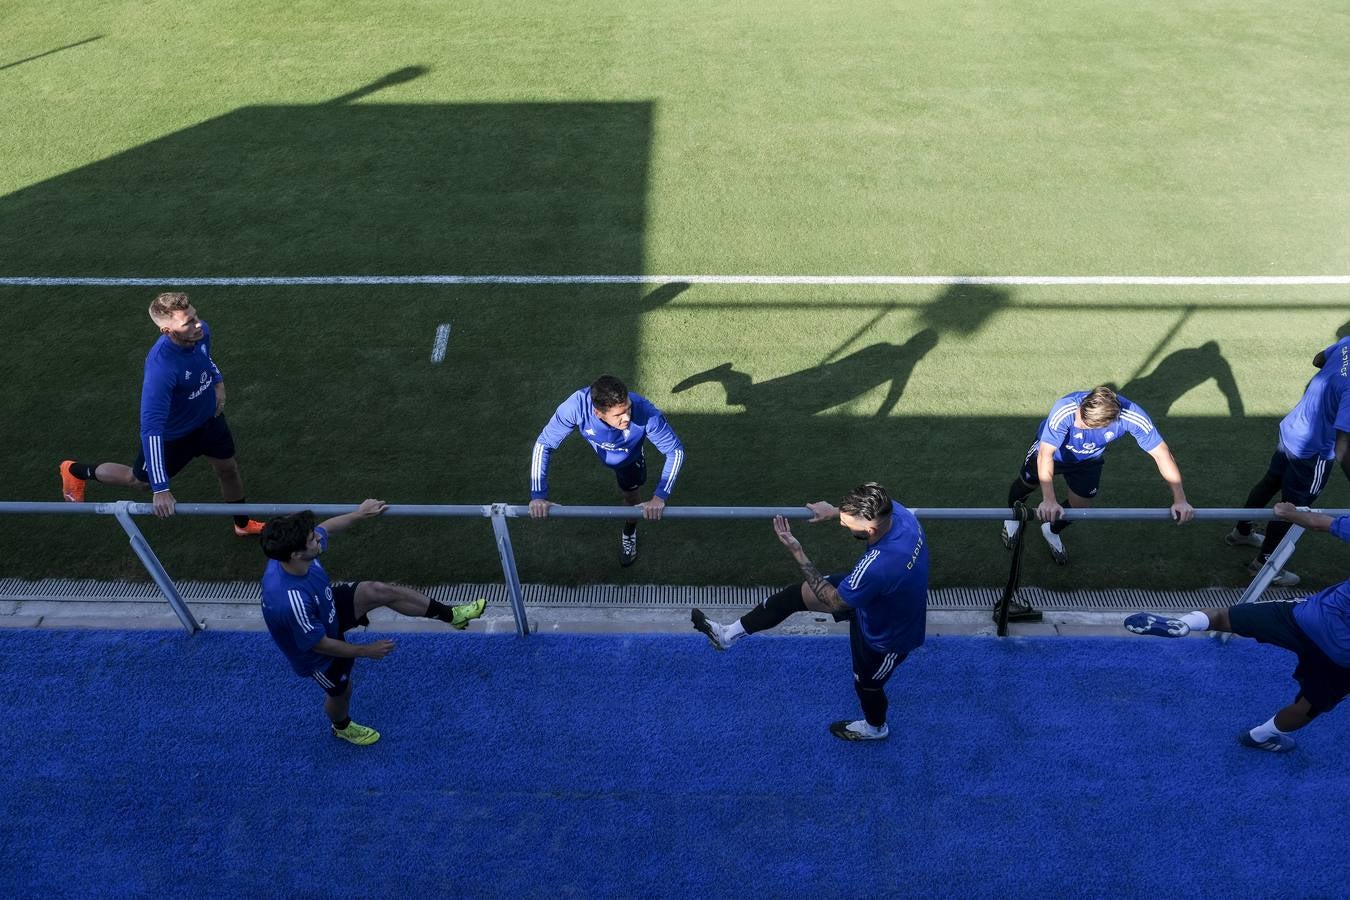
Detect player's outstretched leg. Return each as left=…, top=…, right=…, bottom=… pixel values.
left=1124, top=607, right=1228, bottom=638
left=59, top=460, right=141, bottom=502
left=691, top=608, right=733, bottom=650
left=355, top=582, right=486, bottom=630
left=1124, top=612, right=1190, bottom=637
left=692, top=584, right=808, bottom=651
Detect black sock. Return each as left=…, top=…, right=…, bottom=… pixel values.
left=333, top=717, right=351, bottom=730
left=740, top=584, right=808, bottom=634
left=231, top=498, right=250, bottom=528
left=623, top=521, right=637, bottom=536
left=69, top=462, right=98, bottom=480
left=1006, top=478, right=1036, bottom=508
left=855, top=684, right=888, bottom=728
left=1050, top=499, right=1074, bottom=535
left=425, top=599, right=455, bottom=622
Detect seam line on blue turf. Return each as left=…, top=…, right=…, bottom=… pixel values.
left=3, top=275, right=1350, bottom=287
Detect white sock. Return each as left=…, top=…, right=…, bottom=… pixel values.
left=849, top=720, right=887, bottom=737
left=1180, top=611, right=1211, bottom=632
left=1249, top=716, right=1285, bottom=742
left=724, top=620, right=747, bottom=644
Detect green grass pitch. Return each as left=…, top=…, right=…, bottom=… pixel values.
left=2, top=1, right=1349, bottom=591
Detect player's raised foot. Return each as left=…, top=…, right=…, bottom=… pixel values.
left=1224, top=527, right=1264, bottom=548
left=449, top=598, right=487, bottom=630
left=1124, top=612, right=1190, bottom=637
left=1237, top=728, right=1296, bottom=753
left=691, top=607, right=727, bottom=651
left=1039, top=522, right=1068, bottom=564
left=829, top=720, right=889, bottom=742
left=1247, top=556, right=1299, bottom=588
left=59, top=460, right=86, bottom=503
left=331, top=720, right=380, bottom=746
left=234, top=519, right=266, bottom=537
left=1000, top=519, right=1019, bottom=550
left=620, top=530, right=638, bottom=567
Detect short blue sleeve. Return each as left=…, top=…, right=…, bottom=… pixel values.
left=1038, top=397, right=1079, bottom=446
left=835, top=550, right=882, bottom=610
left=286, top=588, right=326, bottom=651
left=1330, top=517, right=1350, bottom=544
left=1118, top=401, right=1163, bottom=452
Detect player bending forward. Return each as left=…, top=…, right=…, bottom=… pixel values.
left=1126, top=502, right=1350, bottom=753
left=260, top=499, right=486, bottom=746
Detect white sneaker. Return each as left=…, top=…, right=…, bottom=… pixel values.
left=1040, top=522, right=1068, bottom=564
left=690, top=608, right=727, bottom=650
left=829, top=719, right=890, bottom=741
left=1001, top=520, right=1019, bottom=549
left=1225, top=528, right=1264, bottom=548
left=1248, top=557, right=1299, bottom=587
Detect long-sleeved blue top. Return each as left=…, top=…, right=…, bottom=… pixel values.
left=530, top=388, right=685, bottom=500
left=140, top=322, right=223, bottom=491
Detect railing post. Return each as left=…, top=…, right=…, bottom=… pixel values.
left=488, top=503, right=530, bottom=637
left=1218, top=522, right=1306, bottom=644
left=110, top=501, right=201, bottom=634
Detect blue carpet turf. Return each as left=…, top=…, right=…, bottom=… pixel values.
left=1, top=629, right=1346, bottom=898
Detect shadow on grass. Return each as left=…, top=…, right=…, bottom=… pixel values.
left=0, top=35, right=102, bottom=72
left=0, top=68, right=653, bottom=285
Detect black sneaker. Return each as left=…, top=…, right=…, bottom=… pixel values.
left=620, top=530, right=638, bottom=567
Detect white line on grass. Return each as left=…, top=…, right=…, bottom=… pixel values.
left=2, top=274, right=1350, bottom=287
left=431, top=322, right=451, bottom=363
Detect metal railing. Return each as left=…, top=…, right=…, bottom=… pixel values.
left=0, top=501, right=1339, bottom=635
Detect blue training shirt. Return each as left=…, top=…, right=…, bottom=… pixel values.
left=1291, top=516, right=1350, bottom=667
left=140, top=321, right=224, bottom=492
left=1037, top=391, right=1163, bottom=464
left=530, top=388, right=686, bottom=500
left=1278, top=337, right=1350, bottom=461
left=260, top=528, right=341, bottom=676
left=835, top=505, right=929, bottom=654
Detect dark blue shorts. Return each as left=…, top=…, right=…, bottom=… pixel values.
left=825, top=574, right=909, bottom=688
left=1018, top=440, right=1104, bottom=499
left=1261, top=449, right=1334, bottom=507
left=848, top=615, right=907, bottom=689
left=132, top=414, right=237, bottom=485
left=1229, top=600, right=1350, bottom=715
left=612, top=450, right=647, bottom=493
left=311, top=582, right=368, bottom=697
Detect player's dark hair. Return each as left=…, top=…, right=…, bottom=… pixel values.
left=1079, top=386, right=1121, bottom=428
left=590, top=374, right=630, bottom=411
left=839, top=482, right=893, bottom=523
left=260, top=510, right=317, bottom=561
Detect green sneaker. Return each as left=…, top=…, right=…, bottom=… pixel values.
left=332, top=720, right=380, bottom=746
left=450, top=598, right=487, bottom=630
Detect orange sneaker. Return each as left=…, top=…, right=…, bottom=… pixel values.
left=60, top=460, right=86, bottom=503
left=234, top=519, right=265, bottom=537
